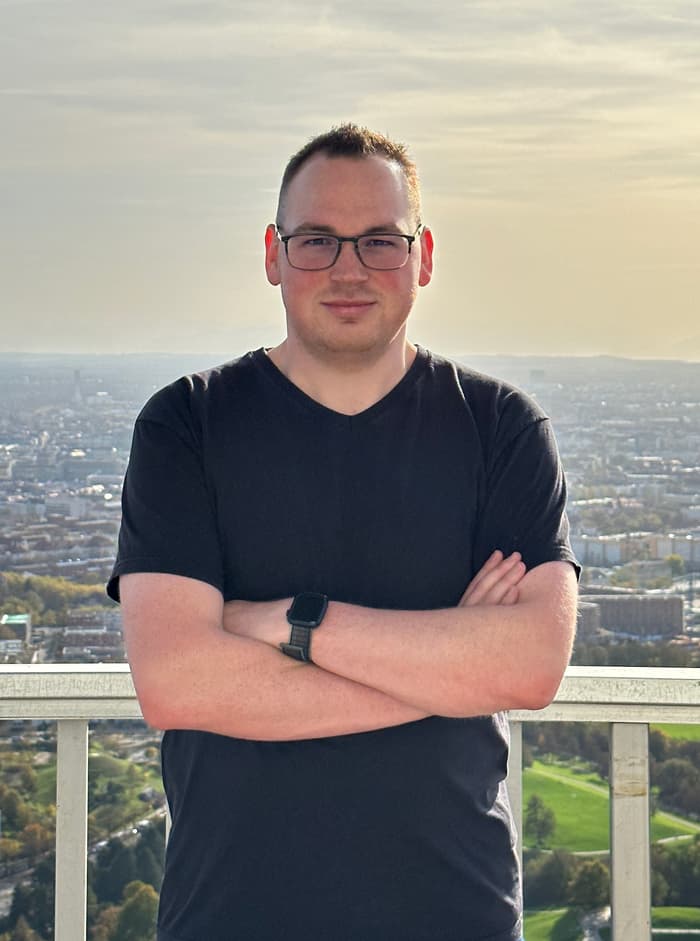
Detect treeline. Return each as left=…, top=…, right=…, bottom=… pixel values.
left=649, top=732, right=700, bottom=818
left=524, top=722, right=609, bottom=779
left=0, top=572, right=112, bottom=629
left=572, top=639, right=700, bottom=669
left=574, top=503, right=687, bottom=537
left=524, top=835, right=700, bottom=909
left=1, top=821, right=164, bottom=941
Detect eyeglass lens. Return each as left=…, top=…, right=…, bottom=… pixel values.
left=286, top=234, right=411, bottom=270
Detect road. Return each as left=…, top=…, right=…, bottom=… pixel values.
left=580, top=907, right=609, bottom=940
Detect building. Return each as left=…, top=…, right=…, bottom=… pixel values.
left=581, top=594, right=684, bottom=639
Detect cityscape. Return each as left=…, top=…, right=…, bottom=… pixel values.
left=0, top=350, right=699, bottom=941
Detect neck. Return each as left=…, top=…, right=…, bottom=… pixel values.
left=266, top=336, right=417, bottom=415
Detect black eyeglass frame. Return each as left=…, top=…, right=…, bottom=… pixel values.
left=276, top=224, right=425, bottom=271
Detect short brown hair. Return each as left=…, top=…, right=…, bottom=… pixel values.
left=276, top=123, right=422, bottom=226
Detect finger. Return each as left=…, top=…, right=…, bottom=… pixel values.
left=471, top=562, right=525, bottom=606
left=461, top=554, right=514, bottom=604
left=462, top=558, right=526, bottom=607
left=462, top=553, right=523, bottom=606
left=467, top=549, right=504, bottom=587
left=502, top=585, right=519, bottom=605
left=459, top=550, right=504, bottom=603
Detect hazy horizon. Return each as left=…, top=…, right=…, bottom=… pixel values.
left=2, top=2, right=699, bottom=361
left=2, top=347, right=699, bottom=369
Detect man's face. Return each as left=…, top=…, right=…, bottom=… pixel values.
left=265, top=154, right=433, bottom=361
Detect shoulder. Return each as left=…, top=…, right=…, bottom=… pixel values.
left=420, top=348, right=548, bottom=442
left=137, top=350, right=264, bottom=433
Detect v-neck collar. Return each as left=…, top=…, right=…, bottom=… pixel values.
left=253, top=346, right=430, bottom=426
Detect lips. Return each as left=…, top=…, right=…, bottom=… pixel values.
left=321, top=298, right=376, bottom=315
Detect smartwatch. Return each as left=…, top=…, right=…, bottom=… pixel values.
left=280, top=592, right=328, bottom=662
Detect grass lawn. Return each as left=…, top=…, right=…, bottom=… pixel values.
left=523, top=908, right=582, bottom=941
left=653, top=724, right=700, bottom=742
left=600, top=909, right=700, bottom=940
left=35, top=751, right=161, bottom=804
left=652, top=906, right=700, bottom=928
left=524, top=760, right=698, bottom=852
left=524, top=763, right=610, bottom=851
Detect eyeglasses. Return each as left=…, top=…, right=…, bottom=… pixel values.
left=277, top=225, right=424, bottom=271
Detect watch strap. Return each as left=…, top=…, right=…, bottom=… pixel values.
left=279, top=625, right=313, bottom=662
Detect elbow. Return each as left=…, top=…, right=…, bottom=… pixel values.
left=509, top=611, right=575, bottom=711
left=130, top=666, right=185, bottom=731
left=138, top=695, right=174, bottom=731
left=506, top=644, right=571, bottom=712
left=513, top=669, right=564, bottom=711
left=135, top=687, right=175, bottom=731
left=436, top=658, right=567, bottom=718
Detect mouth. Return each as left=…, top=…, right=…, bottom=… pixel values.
left=321, top=299, right=376, bottom=317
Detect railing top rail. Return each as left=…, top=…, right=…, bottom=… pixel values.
left=2, top=664, right=700, bottom=723
left=0, top=662, right=140, bottom=720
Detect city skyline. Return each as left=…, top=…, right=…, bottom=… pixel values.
left=2, top=1, right=699, bottom=360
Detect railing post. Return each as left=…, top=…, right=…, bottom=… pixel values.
left=610, top=722, right=651, bottom=941
left=507, top=719, right=523, bottom=872
left=55, top=719, right=88, bottom=941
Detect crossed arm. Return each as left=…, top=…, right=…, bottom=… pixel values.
left=121, top=551, right=577, bottom=742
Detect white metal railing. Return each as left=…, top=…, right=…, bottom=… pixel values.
left=2, top=664, right=700, bottom=941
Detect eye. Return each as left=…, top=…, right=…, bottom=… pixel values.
left=298, top=235, right=336, bottom=248
left=362, top=235, right=403, bottom=249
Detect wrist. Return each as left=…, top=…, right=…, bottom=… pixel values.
left=222, top=598, right=290, bottom=646
left=279, top=592, right=329, bottom=662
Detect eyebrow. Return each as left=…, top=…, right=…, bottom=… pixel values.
left=289, top=222, right=406, bottom=235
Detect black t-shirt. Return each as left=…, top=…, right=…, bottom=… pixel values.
left=109, top=347, right=578, bottom=941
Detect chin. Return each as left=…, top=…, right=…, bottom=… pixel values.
left=315, top=332, right=394, bottom=359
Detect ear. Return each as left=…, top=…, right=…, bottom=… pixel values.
left=264, top=224, right=281, bottom=286
left=418, top=226, right=434, bottom=287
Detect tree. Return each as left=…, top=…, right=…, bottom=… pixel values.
left=134, top=844, right=162, bottom=893
left=524, top=849, right=576, bottom=908
left=111, top=882, right=158, bottom=941
left=8, top=857, right=54, bottom=940
left=19, top=823, right=53, bottom=857
left=651, top=869, right=670, bottom=906
left=19, top=766, right=36, bottom=795
left=7, top=917, right=44, bottom=941
left=568, top=859, right=610, bottom=910
left=655, top=758, right=700, bottom=814
left=93, top=841, right=137, bottom=904
left=90, top=905, right=119, bottom=941
left=0, top=789, right=31, bottom=833
left=524, top=794, right=556, bottom=848
left=667, top=553, right=685, bottom=578
left=0, top=837, right=23, bottom=859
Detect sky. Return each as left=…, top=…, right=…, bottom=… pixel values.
left=1, top=0, right=699, bottom=360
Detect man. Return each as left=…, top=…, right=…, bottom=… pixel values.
left=109, top=124, right=579, bottom=941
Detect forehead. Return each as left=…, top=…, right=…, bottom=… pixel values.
left=280, top=154, right=413, bottom=230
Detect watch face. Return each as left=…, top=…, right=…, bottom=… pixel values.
left=288, top=592, right=328, bottom=627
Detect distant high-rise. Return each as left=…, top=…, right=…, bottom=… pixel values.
left=73, top=369, right=83, bottom=405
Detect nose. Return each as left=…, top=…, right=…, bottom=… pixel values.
left=330, top=241, right=369, bottom=282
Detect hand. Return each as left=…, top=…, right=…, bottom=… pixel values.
left=459, top=550, right=526, bottom=607
left=222, top=598, right=290, bottom=647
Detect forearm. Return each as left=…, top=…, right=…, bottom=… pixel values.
left=142, top=631, right=426, bottom=740
left=122, top=576, right=426, bottom=741
left=229, top=561, right=577, bottom=718
left=311, top=595, right=571, bottom=716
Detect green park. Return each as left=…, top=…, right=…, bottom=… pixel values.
left=522, top=740, right=700, bottom=940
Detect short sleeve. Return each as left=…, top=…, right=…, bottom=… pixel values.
left=472, top=414, right=580, bottom=579
left=107, top=415, right=224, bottom=602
